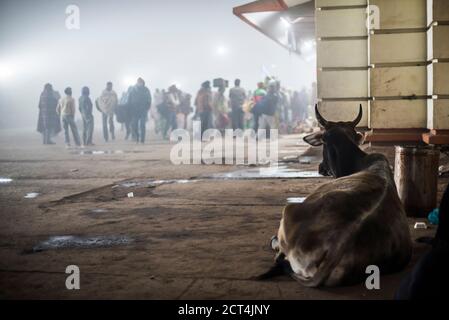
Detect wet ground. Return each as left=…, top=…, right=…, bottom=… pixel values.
left=0, top=128, right=446, bottom=299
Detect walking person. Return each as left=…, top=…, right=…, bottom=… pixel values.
left=251, top=82, right=267, bottom=131
left=254, top=81, right=279, bottom=139
left=162, top=85, right=179, bottom=139
left=78, top=86, right=94, bottom=146
left=96, top=82, right=118, bottom=142
left=37, top=83, right=61, bottom=145
left=115, top=86, right=133, bottom=140
left=178, top=92, right=192, bottom=130
left=123, top=86, right=134, bottom=140
left=156, top=89, right=169, bottom=138
left=212, top=84, right=229, bottom=132
left=229, top=79, right=246, bottom=130
left=57, top=87, right=81, bottom=148
left=128, top=78, right=152, bottom=144
left=151, top=88, right=163, bottom=135
left=194, top=81, right=213, bottom=137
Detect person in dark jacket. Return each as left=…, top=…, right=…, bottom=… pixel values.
left=115, top=86, right=133, bottom=140
left=128, top=78, right=152, bottom=143
left=253, top=81, right=279, bottom=138
left=37, top=83, right=61, bottom=145
left=79, top=86, right=94, bottom=146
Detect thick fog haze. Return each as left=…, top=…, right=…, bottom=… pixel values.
left=0, top=0, right=316, bottom=130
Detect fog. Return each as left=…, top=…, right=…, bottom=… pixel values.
left=0, top=0, right=316, bottom=130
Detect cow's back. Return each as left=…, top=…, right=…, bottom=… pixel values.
left=278, top=163, right=412, bottom=287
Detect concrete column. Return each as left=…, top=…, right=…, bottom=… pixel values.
left=423, top=0, right=449, bottom=144
left=366, top=0, right=428, bottom=143
left=315, top=0, right=369, bottom=127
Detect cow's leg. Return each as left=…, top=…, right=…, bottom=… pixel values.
left=270, top=235, right=280, bottom=252
left=253, top=253, right=293, bottom=281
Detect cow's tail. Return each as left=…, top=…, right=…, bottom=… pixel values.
left=252, top=253, right=292, bottom=280
left=435, top=183, right=449, bottom=245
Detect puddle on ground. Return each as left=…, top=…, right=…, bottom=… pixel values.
left=24, top=192, right=40, bottom=199
left=281, top=155, right=299, bottom=163
left=287, top=197, right=306, bottom=204
left=278, top=155, right=319, bottom=165
left=299, top=156, right=319, bottom=164
left=29, top=235, right=133, bottom=253
left=117, top=179, right=193, bottom=188
left=91, top=208, right=109, bottom=213
left=0, top=177, right=13, bottom=184
left=72, top=150, right=144, bottom=155
left=207, top=166, right=323, bottom=180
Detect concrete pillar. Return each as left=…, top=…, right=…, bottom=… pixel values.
left=315, top=0, right=369, bottom=127
left=423, top=0, right=449, bottom=144
left=366, top=0, right=428, bottom=143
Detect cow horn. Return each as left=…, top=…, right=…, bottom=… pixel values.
left=351, top=104, right=363, bottom=127
left=315, top=104, right=328, bottom=128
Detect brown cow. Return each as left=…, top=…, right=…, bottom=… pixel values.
left=259, top=110, right=412, bottom=287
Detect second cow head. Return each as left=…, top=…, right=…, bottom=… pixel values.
left=304, top=104, right=364, bottom=177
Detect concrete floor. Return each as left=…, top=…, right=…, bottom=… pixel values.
left=0, top=128, right=445, bottom=299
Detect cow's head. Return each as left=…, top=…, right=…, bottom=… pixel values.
left=304, top=104, right=364, bottom=177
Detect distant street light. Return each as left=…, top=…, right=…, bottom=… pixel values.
left=122, top=76, right=136, bottom=88
left=0, top=62, right=15, bottom=82
left=216, top=45, right=228, bottom=56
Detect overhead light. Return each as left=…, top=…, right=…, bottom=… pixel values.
left=280, top=17, right=291, bottom=29
left=280, top=16, right=304, bottom=29
left=291, top=17, right=304, bottom=24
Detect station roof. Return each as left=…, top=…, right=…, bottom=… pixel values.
left=233, top=0, right=315, bottom=55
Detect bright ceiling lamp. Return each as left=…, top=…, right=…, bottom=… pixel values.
left=280, top=16, right=304, bottom=29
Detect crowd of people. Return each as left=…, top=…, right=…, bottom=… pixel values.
left=37, top=77, right=312, bottom=147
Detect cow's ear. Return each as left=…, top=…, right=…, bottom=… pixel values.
left=356, top=132, right=365, bottom=145
left=303, top=132, right=324, bottom=146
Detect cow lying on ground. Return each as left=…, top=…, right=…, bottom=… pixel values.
left=307, top=104, right=364, bottom=177
left=396, top=182, right=449, bottom=299
left=258, top=106, right=412, bottom=287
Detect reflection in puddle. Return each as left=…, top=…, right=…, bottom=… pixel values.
left=24, top=192, right=40, bottom=199
left=207, top=167, right=323, bottom=180
left=91, top=209, right=108, bottom=213
left=118, top=179, right=193, bottom=188
left=281, top=155, right=299, bottom=163
left=287, top=197, right=306, bottom=204
left=31, top=235, right=133, bottom=253
left=0, top=178, right=13, bottom=184
left=299, top=156, right=318, bottom=164
left=72, top=150, right=143, bottom=155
